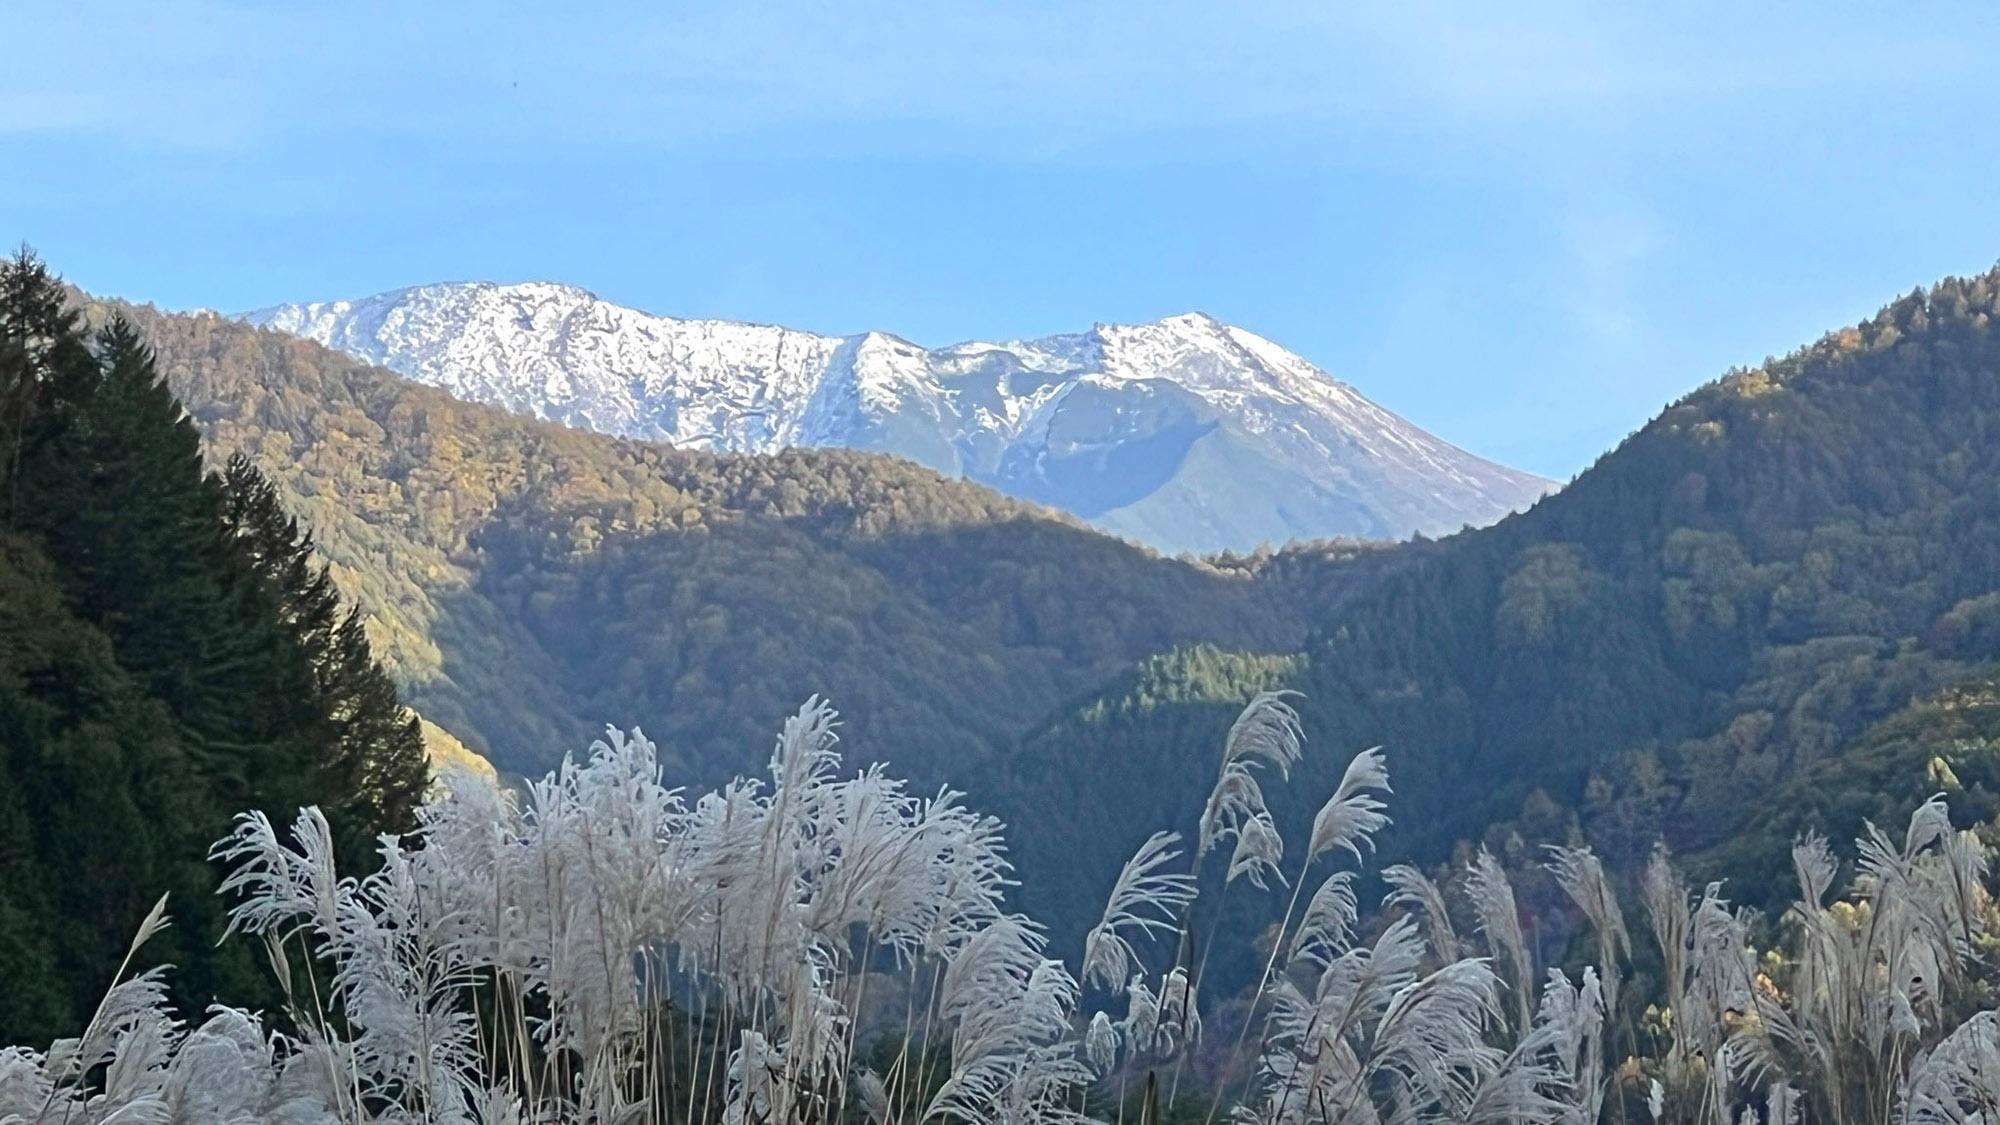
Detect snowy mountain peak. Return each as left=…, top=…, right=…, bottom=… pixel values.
left=249, top=282, right=1556, bottom=552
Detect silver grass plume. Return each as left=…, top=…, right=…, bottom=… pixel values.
left=1465, top=848, right=1536, bottom=1033
left=2, top=899, right=352, bottom=1125
left=1754, top=798, right=1992, bottom=1124
left=1523, top=967, right=1607, bottom=1122
left=855, top=1067, right=891, bottom=1124
left=1235, top=915, right=1517, bottom=1125
left=1084, top=1011, right=1121, bottom=1076
left=1382, top=864, right=1463, bottom=963
left=1157, top=966, right=1202, bottom=1057
left=1228, top=812, right=1288, bottom=891
left=1199, top=692, right=1305, bottom=889
left=1544, top=845, right=1629, bottom=1024
left=1901, top=1010, right=2000, bottom=1125
left=1640, top=845, right=1692, bottom=1038
left=1305, top=748, right=1390, bottom=866
left=1082, top=831, right=1197, bottom=990
left=1120, top=974, right=1162, bottom=1065
left=1224, top=691, right=1305, bottom=780
left=1288, top=871, right=1359, bottom=967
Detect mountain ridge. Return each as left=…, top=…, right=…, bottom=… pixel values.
left=90, top=264, right=2000, bottom=980
left=249, top=282, right=1556, bottom=553
left=95, top=292, right=1366, bottom=790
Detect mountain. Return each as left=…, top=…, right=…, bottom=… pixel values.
left=106, top=268, right=2000, bottom=977
left=249, top=282, right=1555, bottom=553
left=987, top=272, right=2000, bottom=957
left=99, top=295, right=1380, bottom=791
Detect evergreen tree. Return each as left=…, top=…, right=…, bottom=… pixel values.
left=0, top=251, right=430, bottom=1039
left=0, top=533, right=220, bottom=1042
left=223, top=454, right=427, bottom=852
left=20, top=316, right=318, bottom=817
left=0, top=247, right=96, bottom=525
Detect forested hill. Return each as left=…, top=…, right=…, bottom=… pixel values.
left=87, top=265, right=2000, bottom=966
left=994, top=271, right=2000, bottom=944
left=97, top=297, right=1373, bottom=788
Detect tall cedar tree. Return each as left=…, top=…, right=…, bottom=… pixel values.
left=223, top=453, right=428, bottom=860
left=0, top=249, right=427, bottom=1040
left=0, top=245, right=97, bottom=522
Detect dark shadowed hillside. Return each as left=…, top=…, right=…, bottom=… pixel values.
left=991, top=272, right=2000, bottom=952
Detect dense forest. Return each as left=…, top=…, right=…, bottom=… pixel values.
left=0, top=252, right=427, bottom=1042
left=995, top=272, right=2000, bottom=961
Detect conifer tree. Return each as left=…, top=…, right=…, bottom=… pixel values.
left=0, top=247, right=96, bottom=524
left=223, top=454, right=428, bottom=850
left=18, top=316, right=316, bottom=816
left=0, top=534, right=221, bottom=1043
left=0, top=251, right=430, bottom=1037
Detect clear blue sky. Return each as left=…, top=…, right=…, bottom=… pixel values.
left=8, top=2, right=2000, bottom=477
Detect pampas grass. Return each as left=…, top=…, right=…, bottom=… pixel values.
left=7, top=696, right=2000, bottom=1124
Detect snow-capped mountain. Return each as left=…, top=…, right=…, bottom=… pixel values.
left=250, top=282, right=1556, bottom=552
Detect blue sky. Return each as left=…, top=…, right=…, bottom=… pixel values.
left=7, top=2, right=2000, bottom=477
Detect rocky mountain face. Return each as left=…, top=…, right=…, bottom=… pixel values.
left=252, top=283, right=1555, bottom=552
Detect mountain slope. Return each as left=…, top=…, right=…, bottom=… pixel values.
left=102, top=297, right=1378, bottom=789
left=985, top=272, right=2000, bottom=951
left=126, top=267, right=2000, bottom=972
left=250, top=283, right=1555, bottom=552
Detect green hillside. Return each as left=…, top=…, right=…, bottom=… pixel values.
left=87, top=266, right=2000, bottom=966
left=992, top=272, right=2000, bottom=945
left=104, top=299, right=1370, bottom=790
